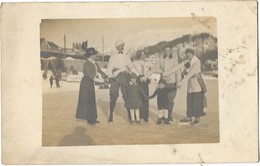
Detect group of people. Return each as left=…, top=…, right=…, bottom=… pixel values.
left=75, top=40, right=207, bottom=126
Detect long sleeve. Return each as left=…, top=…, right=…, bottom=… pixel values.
left=197, top=74, right=207, bottom=93
left=182, top=59, right=201, bottom=83
left=138, top=85, right=148, bottom=99
left=83, top=61, right=96, bottom=81
left=145, top=60, right=161, bottom=77
left=173, top=57, right=182, bottom=82
left=163, top=61, right=185, bottom=76
left=106, top=56, right=114, bottom=78
left=149, top=88, right=158, bottom=99
left=95, top=62, right=108, bottom=79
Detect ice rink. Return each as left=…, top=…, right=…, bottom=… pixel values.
left=42, top=78, right=219, bottom=146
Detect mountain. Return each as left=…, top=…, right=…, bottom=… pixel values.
left=136, top=33, right=218, bottom=72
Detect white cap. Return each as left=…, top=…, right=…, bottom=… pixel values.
left=115, top=40, right=125, bottom=48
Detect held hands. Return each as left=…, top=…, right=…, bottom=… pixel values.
left=144, top=95, right=149, bottom=101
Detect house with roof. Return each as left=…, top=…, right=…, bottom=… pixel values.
left=40, top=38, right=61, bottom=53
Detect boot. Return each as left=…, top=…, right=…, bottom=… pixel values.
left=157, top=118, right=162, bottom=125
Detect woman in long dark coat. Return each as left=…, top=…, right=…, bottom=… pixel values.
left=75, top=47, right=108, bottom=126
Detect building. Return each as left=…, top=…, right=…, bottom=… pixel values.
left=40, top=38, right=61, bottom=53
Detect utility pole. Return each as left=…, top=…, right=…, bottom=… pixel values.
left=102, top=35, right=104, bottom=61
left=102, top=35, right=104, bottom=54
left=64, top=34, right=66, bottom=54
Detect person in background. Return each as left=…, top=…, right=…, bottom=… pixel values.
left=178, top=47, right=205, bottom=125
left=106, top=40, right=133, bottom=124
left=55, top=75, right=60, bottom=88
left=49, top=75, right=54, bottom=88
left=141, top=47, right=182, bottom=124
left=131, top=52, right=152, bottom=122
left=75, top=47, right=108, bottom=126
left=124, top=73, right=148, bottom=124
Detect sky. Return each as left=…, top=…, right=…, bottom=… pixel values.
left=40, top=17, right=217, bottom=54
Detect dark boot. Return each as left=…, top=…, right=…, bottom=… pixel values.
left=126, top=108, right=131, bottom=122
left=157, top=118, right=162, bottom=125
left=109, top=100, right=116, bottom=123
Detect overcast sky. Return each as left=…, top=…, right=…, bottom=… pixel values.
left=40, top=17, right=217, bottom=54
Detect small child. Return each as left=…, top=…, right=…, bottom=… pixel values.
left=49, top=75, right=54, bottom=88
left=149, top=79, right=175, bottom=125
left=124, top=73, right=148, bottom=124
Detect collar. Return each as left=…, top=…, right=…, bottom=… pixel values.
left=129, top=82, right=137, bottom=85
left=118, top=52, right=123, bottom=54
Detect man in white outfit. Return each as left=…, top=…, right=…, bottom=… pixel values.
left=106, top=40, right=133, bottom=123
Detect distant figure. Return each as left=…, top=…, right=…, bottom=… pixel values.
left=42, top=72, right=47, bottom=80
left=55, top=76, right=60, bottom=88
left=49, top=76, right=54, bottom=88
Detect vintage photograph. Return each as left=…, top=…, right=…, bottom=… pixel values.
left=40, top=18, right=219, bottom=146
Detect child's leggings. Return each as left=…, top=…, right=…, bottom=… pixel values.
left=130, top=109, right=140, bottom=121
left=158, top=109, right=168, bottom=119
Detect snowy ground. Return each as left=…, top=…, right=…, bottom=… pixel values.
left=42, top=75, right=219, bottom=146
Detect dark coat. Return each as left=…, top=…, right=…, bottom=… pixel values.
left=75, top=59, right=107, bottom=124
left=124, top=82, right=147, bottom=109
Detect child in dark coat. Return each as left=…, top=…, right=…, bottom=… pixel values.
left=149, top=79, right=176, bottom=125
left=124, top=73, right=148, bottom=123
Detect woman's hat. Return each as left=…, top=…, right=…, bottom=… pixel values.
left=85, top=47, right=98, bottom=57
left=185, top=47, right=196, bottom=55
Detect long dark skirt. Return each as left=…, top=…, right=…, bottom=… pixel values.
left=186, top=91, right=204, bottom=117
left=76, top=76, right=97, bottom=124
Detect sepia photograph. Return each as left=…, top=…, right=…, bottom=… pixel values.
left=2, top=1, right=258, bottom=164
left=41, top=18, right=219, bottom=146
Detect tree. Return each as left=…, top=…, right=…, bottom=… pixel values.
left=81, top=41, right=88, bottom=51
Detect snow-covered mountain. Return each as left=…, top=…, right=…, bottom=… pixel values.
left=104, top=26, right=216, bottom=55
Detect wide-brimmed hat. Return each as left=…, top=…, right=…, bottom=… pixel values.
left=85, top=47, right=98, bottom=57
left=185, top=47, right=196, bottom=55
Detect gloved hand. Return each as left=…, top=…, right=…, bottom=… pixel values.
left=184, top=61, right=191, bottom=68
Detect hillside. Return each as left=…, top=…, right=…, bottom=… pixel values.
left=136, top=33, right=218, bottom=71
